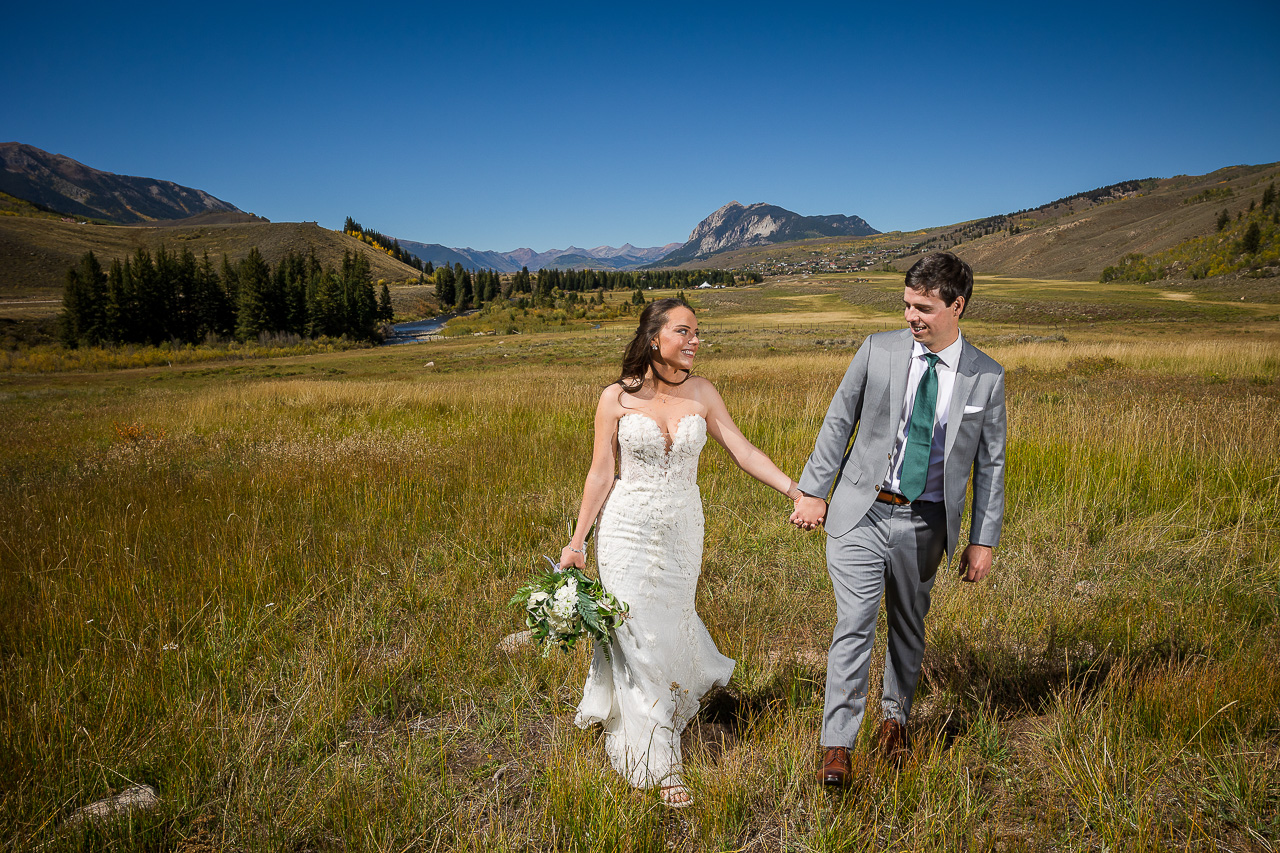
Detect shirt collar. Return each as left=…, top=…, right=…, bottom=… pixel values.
left=912, top=332, right=964, bottom=369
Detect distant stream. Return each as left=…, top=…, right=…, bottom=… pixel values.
left=383, top=310, right=474, bottom=345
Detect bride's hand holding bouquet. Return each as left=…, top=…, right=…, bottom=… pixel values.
left=510, top=555, right=628, bottom=660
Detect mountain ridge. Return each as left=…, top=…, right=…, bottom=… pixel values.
left=0, top=142, right=244, bottom=225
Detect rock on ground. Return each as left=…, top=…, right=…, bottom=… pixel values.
left=497, top=630, right=533, bottom=654
left=67, top=784, right=159, bottom=825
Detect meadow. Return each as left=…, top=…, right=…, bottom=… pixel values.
left=1, top=273, right=1278, bottom=851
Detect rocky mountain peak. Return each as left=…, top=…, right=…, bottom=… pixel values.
left=660, top=200, right=879, bottom=266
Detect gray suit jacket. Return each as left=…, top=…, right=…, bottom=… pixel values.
left=798, top=328, right=1006, bottom=556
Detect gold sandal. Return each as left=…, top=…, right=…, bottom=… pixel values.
left=659, top=782, right=693, bottom=809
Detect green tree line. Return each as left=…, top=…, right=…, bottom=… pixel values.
left=434, top=265, right=744, bottom=311
left=60, top=246, right=393, bottom=348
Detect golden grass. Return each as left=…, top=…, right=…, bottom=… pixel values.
left=1, top=283, right=1278, bottom=850
left=991, top=338, right=1280, bottom=378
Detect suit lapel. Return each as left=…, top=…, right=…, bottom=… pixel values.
left=944, top=341, right=979, bottom=459
left=888, top=330, right=911, bottom=422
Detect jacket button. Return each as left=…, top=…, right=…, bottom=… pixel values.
left=874, top=485, right=881, bottom=491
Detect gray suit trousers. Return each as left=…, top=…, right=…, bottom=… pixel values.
left=822, top=498, right=947, bottom=748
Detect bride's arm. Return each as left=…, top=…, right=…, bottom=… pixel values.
left=560, top=386, right=622, bottom=570
left=697, top=378, right=801, bottom=501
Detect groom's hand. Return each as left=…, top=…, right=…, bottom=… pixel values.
left=790, top=496, right=827, bottom=531
left=957, top=544, right=994, bottom=583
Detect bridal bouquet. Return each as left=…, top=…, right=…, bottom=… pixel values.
left=511, top=557, right=629, bottom=660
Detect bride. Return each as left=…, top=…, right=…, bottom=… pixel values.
left=559, top=297, right=804, bottom=808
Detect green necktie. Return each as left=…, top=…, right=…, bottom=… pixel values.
left=900, top=353, right=941, bottom=502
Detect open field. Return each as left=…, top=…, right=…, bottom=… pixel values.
left=2, top=275, right=1279, bottom=850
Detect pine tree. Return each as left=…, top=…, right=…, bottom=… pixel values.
left=104, top=258, right=130, bottom=343
left=59, top=251, right=107, bottom=346
left=172, top=247, right=200, bottom=342
left=220, top=255, right=240, bottom=310
left=339, top=251, right=377, bottom=340
left=456, top=267, right=473, bottom=309
left=235, top=248, right=272, bottom=341
left=435, top=264, right=456, bottom=308
left=1241, top=222, right=1262, bottom=255
left=378, top=283, right=394, bottom=321
left=309, top=270, right=344, bottom=337
left=129, top=248, right=164, bottom=344
left=192, top=251, right=232, bottom=341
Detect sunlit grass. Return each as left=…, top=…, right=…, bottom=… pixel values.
left=2, top=282, right=1278, bottom=849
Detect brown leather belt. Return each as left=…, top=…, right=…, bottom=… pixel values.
left=875, top=489, right=940, bottom=506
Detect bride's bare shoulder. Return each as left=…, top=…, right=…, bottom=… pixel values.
left=684, top=375, right=722, bottom=400
left=596, top=382, right=630, bottom=413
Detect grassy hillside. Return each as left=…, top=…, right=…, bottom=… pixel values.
left=0, top=217, right=426, bottom=302
left=933, top=163, right=1280, bottom=280
left=0, top=190, right=104, bottom=223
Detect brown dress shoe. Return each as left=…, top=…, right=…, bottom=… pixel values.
left=877, top=719, right=909, bottom=764
left=819, top=746, right=852, bottom=786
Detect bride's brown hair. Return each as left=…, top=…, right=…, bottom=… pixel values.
left=615, top=297, right=694, bottom=392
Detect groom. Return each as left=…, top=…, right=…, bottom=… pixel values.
left=790, top=252, right=1006, bottom=786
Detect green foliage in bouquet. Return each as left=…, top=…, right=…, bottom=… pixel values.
left=510, top=558, right=629, bottom=660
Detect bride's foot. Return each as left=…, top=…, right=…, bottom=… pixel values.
left=659, top=782, right=693, bottom=809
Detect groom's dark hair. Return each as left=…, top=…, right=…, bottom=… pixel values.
left=906, top=252, right=973, bottom=317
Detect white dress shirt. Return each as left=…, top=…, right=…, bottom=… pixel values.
left=882, top=334, right=964, bottom=502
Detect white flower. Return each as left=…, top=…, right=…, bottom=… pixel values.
left=548, top=612, right=576, bottom=633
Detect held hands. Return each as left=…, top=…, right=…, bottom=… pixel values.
left=790, top=495, right=827, bottom=531
left=957, top=544, right=994, bottom=583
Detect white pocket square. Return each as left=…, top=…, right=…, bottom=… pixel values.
left=963, top=405, right=984, bottom=414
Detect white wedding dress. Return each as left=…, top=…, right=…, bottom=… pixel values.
left=574, top=412, right=736, bottom=787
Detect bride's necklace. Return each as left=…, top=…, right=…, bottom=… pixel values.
left=650, top=364, right=689, bottom=400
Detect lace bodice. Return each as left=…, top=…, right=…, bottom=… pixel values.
left=616, top=413, right=706, bottom=492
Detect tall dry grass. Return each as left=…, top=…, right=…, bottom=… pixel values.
left=1, top=335, right=1277, bottom=850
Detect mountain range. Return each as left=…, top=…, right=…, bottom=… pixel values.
left=0, top=142, right=245, bottom=224
left=394, top=240, right=682, bottom=273
left=0, top=142, right=885, bottom=272
left=2, top=142, right=1275, bottom=300
left=397, top=202, right=879, bottom=271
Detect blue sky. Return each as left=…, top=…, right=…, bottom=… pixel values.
left=5, top=1, right=1278, bottom=251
